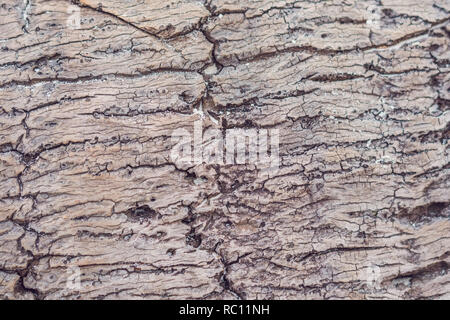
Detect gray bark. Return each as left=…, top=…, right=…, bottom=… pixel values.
left=0, top=0, right=449, bottom=299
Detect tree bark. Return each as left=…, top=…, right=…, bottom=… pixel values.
left=0, top=0, right=449, bottom=299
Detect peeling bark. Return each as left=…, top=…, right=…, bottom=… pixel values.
left=0, top=0, right=449, bottom=300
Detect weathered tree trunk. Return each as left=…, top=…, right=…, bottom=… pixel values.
left=0, top=0, right=449, bottom=299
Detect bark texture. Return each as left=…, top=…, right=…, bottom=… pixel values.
left=0, top=0, right=449, bottom=299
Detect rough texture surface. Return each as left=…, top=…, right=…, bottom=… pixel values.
left=0, top=0, right=449, bottom=300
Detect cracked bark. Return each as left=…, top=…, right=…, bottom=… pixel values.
left=0, top=0, right=449, bottom=300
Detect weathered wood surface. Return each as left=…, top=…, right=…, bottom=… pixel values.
left=0, top=0, right=449, bottom=299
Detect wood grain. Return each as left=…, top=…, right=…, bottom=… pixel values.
left=0, top=0, right=449, bottom=299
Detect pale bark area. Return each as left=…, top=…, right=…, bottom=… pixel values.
left=0, top=0, right=449, bottom=299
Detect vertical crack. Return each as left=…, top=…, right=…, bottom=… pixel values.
left=21, top=0, right=31, bottom=33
